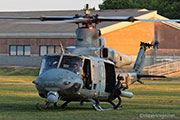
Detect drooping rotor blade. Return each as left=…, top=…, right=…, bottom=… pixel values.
left=1, top=15, right=180, bottom=24
left=97, top=16, right=135, bottom=22
left=13, top=18, right=90, bottom=24
left=0, top=16, right=40, bottom=20
left=135, top=18, right=180, bottom=22
left=0, top=15, right=134, bottom=22
left=96, top=16, right=180, bottom=23
left=39, top=16, right=77, bottom=21
left=0, top=16, right=77, bottom=21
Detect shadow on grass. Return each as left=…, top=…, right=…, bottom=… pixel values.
left=0, top=101, right=97, bottom=113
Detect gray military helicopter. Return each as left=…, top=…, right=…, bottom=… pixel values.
left=1, top=4, right=180, bottom=111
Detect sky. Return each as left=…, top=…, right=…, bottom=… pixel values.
left=0, top=0, right=103, bottom=11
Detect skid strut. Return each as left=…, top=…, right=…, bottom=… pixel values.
left=35, top=101, right=50, bottom=110
left=108, top=96, right=122, bottom=109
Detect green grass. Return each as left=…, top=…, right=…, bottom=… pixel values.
left=0, top=84, right=180, bottom=120
left=0, top=67, right=15, bottom=75
left=0, top=67, right=39, bottom=83
left=0, top=76, right=36, bottom=83
left=0, top=67, right=180, bottom=120
left=0, top=67, right=39, bottom=76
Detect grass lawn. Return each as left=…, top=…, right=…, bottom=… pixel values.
left=0, top=76, right=36, bottom=83
left=0, top=67, right=180, bottom=120
left=0, top=67, right=39, bottom=83
left=0, top=67, right=39, bottom=76
left=0, top=84, right=180, bottom=120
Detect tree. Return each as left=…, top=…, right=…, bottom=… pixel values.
left=99, top=0, right=180, bottom=19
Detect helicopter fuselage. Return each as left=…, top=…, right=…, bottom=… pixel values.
left=34, top=54, right=120, bottom=102
left=33, top=27, right=135, bottom=110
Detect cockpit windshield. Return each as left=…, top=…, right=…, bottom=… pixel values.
left=39, top=55, right=60, bottom=75
left=60, top=56, right=83, bottom=75
left=39, top=54, right=83, bottom=76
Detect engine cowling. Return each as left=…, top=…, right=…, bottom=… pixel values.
left=101, top=48, right=132, bottom=68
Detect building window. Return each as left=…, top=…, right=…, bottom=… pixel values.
left=17, top=46, right=23, bottom=56
left=10, top=46, right=16, bottom=55
left=40, top=45, right=61, bottom=56
left=40, top=46, right=47, bottom=56
left=24, top=46, right=31, bottom=56
left=48, top=46, right=55, bottom=54
left=9, top=45, right=31, bottom=56
left=55, top=46, right=61, bottom=53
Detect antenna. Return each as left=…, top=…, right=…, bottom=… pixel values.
left=57, top=41, right=64, bottom=68
left=59, top=40, right=64, bottom=54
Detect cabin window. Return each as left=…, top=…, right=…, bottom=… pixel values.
left=82, top=59, right=92, bottom=90
left=93, top=84, right=97, bottom=90
left=120, top=56, right=122, bottom=61
left=102, top=48, right=108, bottom=58
left=104, top=62, right=116, bottom=93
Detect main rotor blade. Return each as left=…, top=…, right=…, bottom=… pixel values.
left=39, top=16, right=76, bottom=21
left=97, top=16, right=180, bottom=22
left=97, top=16, right=134, bottom=22
left=1, top=15, right=180, bottom=23
left=0, top=16, right=40, bottom=20
left=135, top=18, right=180, bottom=22
left=13, top=18, right=89, bottom=24
left=0, top=16, right=77, bottom=21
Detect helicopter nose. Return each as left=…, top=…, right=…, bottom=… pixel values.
left=34, top=68, right=83, bottom=92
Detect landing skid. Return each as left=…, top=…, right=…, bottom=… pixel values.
left=88, top=97, right=122, bottom=111
left=35, top=102, right=50, bottom=110
left=88, top=99, right=103, bottom=111
left=35, top=97, right=122, bottom=111
left=35, top=100, right=71, bottom=110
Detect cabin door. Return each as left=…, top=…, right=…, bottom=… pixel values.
left=104, top=62, right=116, bottom=93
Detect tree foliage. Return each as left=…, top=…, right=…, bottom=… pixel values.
left=99, top=0, right=180, bottom=19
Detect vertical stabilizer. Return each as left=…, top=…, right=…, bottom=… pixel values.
left=133, top=42, right=152, bottom=73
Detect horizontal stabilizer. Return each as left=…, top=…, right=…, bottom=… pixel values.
left=137, top=74, right=166, bottom=78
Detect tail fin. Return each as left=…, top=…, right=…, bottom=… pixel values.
left=133, top=42, right=152, bottom=73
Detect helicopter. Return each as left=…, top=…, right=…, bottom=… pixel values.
left=1, top=4, right=180, bottom=111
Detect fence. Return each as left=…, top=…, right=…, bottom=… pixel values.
left=144, top=59, right=180, bottom=76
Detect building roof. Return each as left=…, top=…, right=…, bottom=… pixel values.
left=0, top=9, right=153, bottom=35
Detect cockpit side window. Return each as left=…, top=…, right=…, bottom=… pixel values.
left=39, top=55, right=60, bottom=75
left=60, top=56, right=83, bottom=75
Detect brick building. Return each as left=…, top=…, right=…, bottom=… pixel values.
left=0, top=9, right=180, bottom=66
